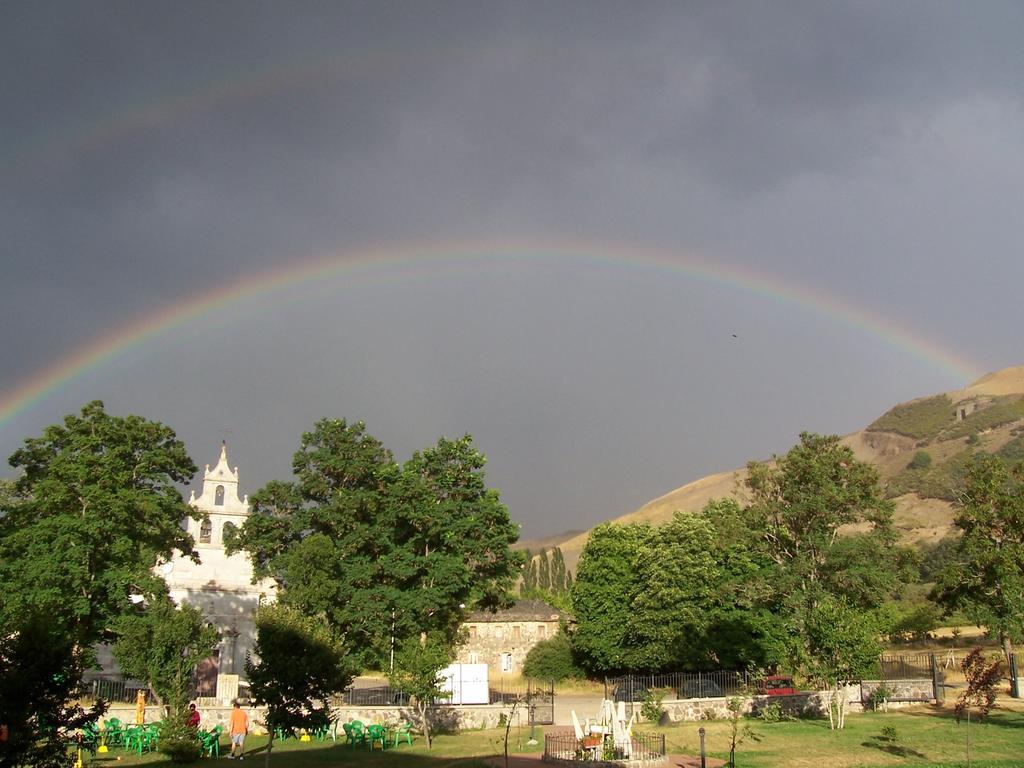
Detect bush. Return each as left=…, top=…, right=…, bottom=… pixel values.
left=868, top=396, right=953, bottom=439
left=866, top=683, right=893, bottom=711
left=907, top=450, right=932, bottom=470
left=522, top=632, right=585, bottom=681
left=755, top=701, right=789, bottom=722
left=159, top=718, right=203, bottom=764
left=640, top=689, right=665, bottom=724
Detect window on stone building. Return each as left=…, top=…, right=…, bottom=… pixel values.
left=199, top=519, right=212, bottom=544
left=538, top=624, right=547, bottom=639
left=215, top=485, right=225, bottom=506
left=501, top=653, right=513, bottom=672
left=469, top=626, right=477, bottom=639
left=513, top=625, right=521, bottom=640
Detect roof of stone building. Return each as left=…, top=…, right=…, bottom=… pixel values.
left=465, top=598, right=565, bottom=623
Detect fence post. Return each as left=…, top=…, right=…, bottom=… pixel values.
left=1009, top=653, right=1020, bottom=698
left=929, top=653, right=942, bottom=703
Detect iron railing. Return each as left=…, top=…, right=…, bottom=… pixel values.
left=88, top=678, right=153, bottom=704
left=606, top=670, right=751, bottom=701
left=544, top=731, right=666, bottom=762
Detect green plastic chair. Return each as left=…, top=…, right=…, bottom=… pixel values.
left=366, top=724, right=387, bottom=750
left=313, top=721, right=337, bottom=742
left=104, top=717, right=125, bottom=747
left=348, top=720, right=367, bottom=749
left=198, top=725, right=221, bottom=758
left=393, top=721, right=414, bottom=747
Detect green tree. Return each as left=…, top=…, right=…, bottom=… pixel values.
left=537, top=549, right=551, bottom=592
left=112, top=595, right=220, bottom=719
left=0, top=613, right=101, bottom=768
left=626, top=513, right=719, bottom=670
left=228, top=421, right=521, bottom=667
left=700, top=498, right=788, bottom=671
left=933, top=454, right=1024, bottom=662
left=0, top=401, right=198, bottom=648
left=571, top=522, right=652, bottom=674
left=551, top=547, right=567, bottom=593
left=246, top=604, right=355, bottom=767
left=0, top=402, right=197, bottom=768
left=744, top=432, right=902, bottom=663
left=804, top=598, right=881, bottom=730
left=522, top=631, right=585, bottom=681
left=387, top=633, right=456, bottom=749
left=520, top=549, right=534, bottom=595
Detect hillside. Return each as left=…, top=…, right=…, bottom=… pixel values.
left=526, top=364, right=1024, bottom=576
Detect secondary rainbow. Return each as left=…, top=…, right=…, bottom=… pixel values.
left=0, top=241, right=985, bottom=432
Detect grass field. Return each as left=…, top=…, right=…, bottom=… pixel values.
left=645, top=703, right=1024, bottom=768
left=89, top=703, right=1024, bottom=768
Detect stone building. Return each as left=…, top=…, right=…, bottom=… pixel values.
left=456, top=599, right=564, bottom=675
left=161, top=444, right=277, bottom=694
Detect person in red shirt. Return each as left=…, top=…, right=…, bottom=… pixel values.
left=186, top=703, right=200, bottom=729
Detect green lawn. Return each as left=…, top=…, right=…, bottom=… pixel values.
left=91, top=706, right=1024, bottom=768
left=88, top=726, right=542, bottom=768
left=644, top=705, right=1024, bottom=768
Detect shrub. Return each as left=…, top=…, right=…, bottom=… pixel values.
left=640, top=689, right=665, bottom=724
left=868, top=396, right=953, bottom=439
left=159, top=718, right=203, bottom=764
left=866, top=683, right=893, bottom=711
left=907, top=450, right=932, bottom=470
left=522, top=632, right=585, bottom=682
left=755, top=701, right=789, bottom=722
left=880, top=724, right=899, bottom=742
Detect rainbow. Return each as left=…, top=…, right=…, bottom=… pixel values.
left=0, top=241, right=985, bottom=432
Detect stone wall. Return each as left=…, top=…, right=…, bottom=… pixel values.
left=100, top=703, right=524, bottom=735
left=660, top=685, right=891, bottom=723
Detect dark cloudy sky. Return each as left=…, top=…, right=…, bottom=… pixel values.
left=2, top=2, right=1023, bottom=537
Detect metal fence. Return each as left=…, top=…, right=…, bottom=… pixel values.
left=606, top=670, right=751, bottom=701
left=340, top=678, right=547, bottom=707
left=544, top=731, right=666, bottom=762
left=88, top=678, right=153, bottom=704
left=872, top=653, right=944, bottom=703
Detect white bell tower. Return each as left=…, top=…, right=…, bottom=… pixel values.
left=161, top=443, right=276, bottom=696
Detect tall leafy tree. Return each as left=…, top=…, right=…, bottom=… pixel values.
left=228, top=422, right=521, bottom=667
left=551, top=547, right=567, bottom=593
left=247, top=604, right=355, bottom=767
left=933, top=454, right=1024, bottom=662
left=0, top=402, right=198, bottom=768
left=571, top=522, right=653, bottom=674
left=627, top=513, right=719, bottom=670
left=0, top=401, right=199, bottom=647
left=537, top=548, right=551, bottom=591
left=743, top=432, right=904, bottom=663
left=520, top=549, right=534, bottom=595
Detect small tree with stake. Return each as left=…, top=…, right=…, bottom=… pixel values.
left=955, top=647, right=1002, bottom=724
left=246, top=605, right=355, bottom=768
left=387, top=632, right=456, bottom=749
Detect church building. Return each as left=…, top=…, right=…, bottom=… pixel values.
left=161, top=444, right=276, bottom=696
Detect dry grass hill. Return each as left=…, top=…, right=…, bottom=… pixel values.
left=521, top=364, right=1024, bottom=576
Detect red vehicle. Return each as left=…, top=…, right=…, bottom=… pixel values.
left=760, top=675, right=797, bottom=696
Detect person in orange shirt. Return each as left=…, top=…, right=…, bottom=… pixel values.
left=228, top=701, right=249, bottom=760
